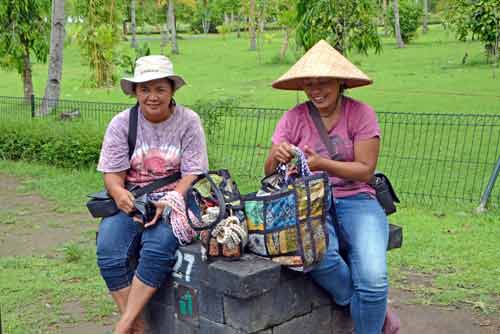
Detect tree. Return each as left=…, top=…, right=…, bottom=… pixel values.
left=168, top=0, right=179, bottom=54
left=296, top=0, right=382, bottom=55
left=41, top=0, right=66, bottom=115
left=383, top=0, right=390, bottom=36
left=71, top=0, right=123, bottom=87
left=275, top=0, right=297, bottom=62
left=423, top=0, right=429, bottom=33
left=442, top=0, right=500, bottom=65
left=393, top=0, right=405, bottom=48
left=0, top=0, right=51, bottom=102
left=389, top=0, right=421, bottom=44
left=249, top=0, right=257, bottom=50
left=131, top=0, right=138, bottom=48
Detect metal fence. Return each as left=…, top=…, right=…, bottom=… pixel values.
left=1, top=95, right=499, bottom=209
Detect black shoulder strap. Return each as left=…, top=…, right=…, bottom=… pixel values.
left=132, top=172, right=182, bottom=197
left=128, top=103, right=139, bottom=161
left=306, top=101, right=336, bottom=159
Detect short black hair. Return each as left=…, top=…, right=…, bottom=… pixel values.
left=132, top=77, right=175, bottom=93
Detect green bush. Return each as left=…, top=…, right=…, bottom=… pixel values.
left=0, top=118, right=104, bottom=169
left=389, top=0, right=422, bottom=43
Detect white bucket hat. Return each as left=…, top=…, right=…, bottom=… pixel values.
left=120, top=55, right=186, bottom=96
left=272, top=40, right=372, bottom=90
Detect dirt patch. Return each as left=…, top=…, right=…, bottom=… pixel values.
left=0, top=173, right=95, bottom=257
left=389, top=288, right=500, bottom=333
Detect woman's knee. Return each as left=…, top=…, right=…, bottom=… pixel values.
left=96, top=212, right=140, bottom=264
left=140, top=221, right=179, bottom=262
left=354, top=263, right=388, bottom=298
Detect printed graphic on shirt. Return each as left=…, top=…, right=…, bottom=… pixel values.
left=127, top=144, right=181, bottom=190
left=315, top=134, right=362, bottom=190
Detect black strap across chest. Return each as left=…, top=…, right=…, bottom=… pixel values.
left=126, top=103, right=181, bottom=194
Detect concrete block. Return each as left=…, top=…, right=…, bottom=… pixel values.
left=174, top=317, right=199, bottom=334
left=199, top=281, right=225, bottom=323
left=208, top=254, right=281, bottom=299
left=224, top=278, right=311, bottom=332
left=199, top=317, right=241, bottom=334
left=144, top=303, right=174, bottom=334
left=331, top=304, right=354, bottom=334
left=273, top=306, right=333, bottom=334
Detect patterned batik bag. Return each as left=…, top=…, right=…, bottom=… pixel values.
left=188, top=169, right=247, bottom=261
left=243, top=147, right=331, bottom=272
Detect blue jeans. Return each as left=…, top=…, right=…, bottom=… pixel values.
left=310, top=193, right=389, bottom=334
left=96, top=195, right=199, bottom=291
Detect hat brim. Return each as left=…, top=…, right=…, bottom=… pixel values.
left=272, top=76, right=373, bottom=91
left=120, top=73, right=186, bottom=96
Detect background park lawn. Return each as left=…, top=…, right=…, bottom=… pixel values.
left=0, top=23, right=499, bottom=333
left=0, top=25, right=499, bottom=115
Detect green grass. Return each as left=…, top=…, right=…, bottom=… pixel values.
left=388, top=206, right=500, bottom=313
left=0, top=25, right=498, bottom=114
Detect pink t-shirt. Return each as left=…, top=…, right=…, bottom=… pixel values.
left=272, top=97, right=381, bottom=198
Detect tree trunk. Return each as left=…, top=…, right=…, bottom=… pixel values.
left=41, top=0, right=65, bottom=115
left=160, top=4, right=169, bottom=54
left=131, top=0, right=137, bottom=48
left=22, top=47, right=33, bottom=104
left=423, top=0, right=429, bottom=34
left=168, top=0, right=178, bottom=54
left=393, top=0, right=405, bottom=48
left=122, top=20, right=128, bottom=40
left=249, top=0, right=256, bottom=50
left=280, top=28, right=289, bottom=63
left=383, top=0, right=389, bottom=37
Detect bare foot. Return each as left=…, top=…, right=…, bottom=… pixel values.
left=115, top=318, right=133, bottom=334
left=383, top=306, right=401, bottom=334
left=132, top=316, right=146, bottom=334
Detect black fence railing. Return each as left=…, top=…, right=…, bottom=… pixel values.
left=1, top=95, right=499, bottom=209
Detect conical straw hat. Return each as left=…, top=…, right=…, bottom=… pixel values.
left=272, top=40, right=372, bottom=90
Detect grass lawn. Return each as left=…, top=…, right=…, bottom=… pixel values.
left=0, top=25, right=498, bottom=115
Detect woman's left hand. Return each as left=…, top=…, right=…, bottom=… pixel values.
left=304, top=145, right=325, bottom=172
left=143, top=201, right=168, bottom=228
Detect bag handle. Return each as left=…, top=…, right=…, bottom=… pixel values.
left=187, top=172, right=226, bottom=231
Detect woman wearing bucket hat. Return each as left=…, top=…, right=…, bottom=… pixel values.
left=264, top=40, right=400, bottom=334
left=96, top=55, right=208, bottom=334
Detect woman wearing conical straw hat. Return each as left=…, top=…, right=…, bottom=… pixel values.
left=265, top=40, right=400, bottom=334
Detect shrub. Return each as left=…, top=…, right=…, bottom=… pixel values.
left=0, top=118, right=103, bottom=169
left=389, top=0, right=422, bottom=43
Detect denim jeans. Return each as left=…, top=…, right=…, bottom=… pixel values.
left=310, top=193, right=389, bottom=334
left=96, top=194, right=199, bottom=291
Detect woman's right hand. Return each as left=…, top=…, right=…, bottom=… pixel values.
left=272, top=142, right=295, bottom=164
left=113, top=187, right=135, bottom=214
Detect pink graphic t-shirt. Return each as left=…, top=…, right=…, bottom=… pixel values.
left=272, top=97, right=381, bottom=198
left=97, top=104, right=209, bottom=196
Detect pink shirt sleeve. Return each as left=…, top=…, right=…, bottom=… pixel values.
left=97, top=111, right=130, bottom=173
left=272, top=105, right=304, bottom=146
left=348, top=102, right=381, bottom=141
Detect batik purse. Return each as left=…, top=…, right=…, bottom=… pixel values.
left=243, top=148, right=331, bottom=272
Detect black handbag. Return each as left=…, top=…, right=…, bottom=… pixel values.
left=86, top=172, right=181, bottom=218
left=369, top=172, right=400, bottom=215
left=307, top=101, right=400, bottom=215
